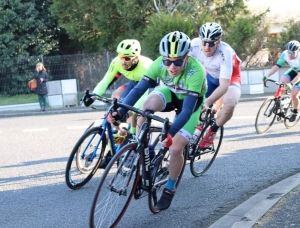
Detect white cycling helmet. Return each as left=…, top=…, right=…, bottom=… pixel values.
left=159, top=31, right=191, bottom=58
left=199, top=22, right=223, bottom=40
left=286, top=40, right=300, bottom=51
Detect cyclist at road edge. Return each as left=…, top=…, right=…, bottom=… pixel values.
left=107, top=31, right=207, bottom=210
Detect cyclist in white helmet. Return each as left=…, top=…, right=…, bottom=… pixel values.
left=190, top=22, right=242, bottom=149
left=263, top=40, right=300, bottom=121
left=107, top=31, right=207, bottom=210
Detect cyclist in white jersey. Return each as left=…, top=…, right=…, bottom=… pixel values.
left=190, top=22, right=241, bottom=148
left=263, top=40, right=300, bottom=121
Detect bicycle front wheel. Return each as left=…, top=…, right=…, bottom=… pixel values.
left=65, top=127, right=106, bottom=190
left=148, top=145, right=188, bottom=213
left=255, top=97, right=277, bottom=134
left=90, top=142, right=140, bottom=228
left=190, top=125, right=223, bottom=177
left=284, top=100, right=300, bottom=128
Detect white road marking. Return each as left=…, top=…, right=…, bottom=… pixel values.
left=23, top=128, right=49, bottom=132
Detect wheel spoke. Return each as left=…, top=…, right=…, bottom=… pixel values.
left=65, top=127, right=106, bottom=189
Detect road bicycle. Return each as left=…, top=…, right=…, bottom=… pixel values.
left=89, top=99, right=188, bottom=228
left=65, top=91, right=162, bottom=190
left=189, top=106, right=224, bottom=177
left=255, top=79, right=300, bottom=134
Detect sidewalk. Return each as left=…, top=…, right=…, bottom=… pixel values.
left=1, top=92, right=300, bottom=228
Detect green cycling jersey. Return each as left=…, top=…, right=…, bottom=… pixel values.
left=146, top=56, right=207, bottom=98
left=93, top=55, right=153, bottom=96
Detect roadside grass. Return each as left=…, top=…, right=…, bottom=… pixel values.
left=0, top=91, right=110, bottom=106
left=0, top=94, right=37, bottom=106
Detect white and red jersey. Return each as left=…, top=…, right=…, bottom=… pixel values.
left=190, top=38, right=241, bottom=86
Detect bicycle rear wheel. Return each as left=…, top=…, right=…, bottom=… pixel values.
left=148, top=145, right=188, bottom=213
left=255, top=97, right=277, bottom=134
left=90, top=143, right=140, bottom=228
left=65, top=127, right=106, bottom=190
left=284, top=100, right=300, bottom=128
left=190, top=125, right=223, bottom=177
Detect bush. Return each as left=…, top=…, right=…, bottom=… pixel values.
left=141, top=13, right=197, bottom=60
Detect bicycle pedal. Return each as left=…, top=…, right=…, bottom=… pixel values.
left=134, top=189, right=146, bottom=199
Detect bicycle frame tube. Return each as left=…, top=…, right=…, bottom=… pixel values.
left=105, top=121, right=119, bottom=156
left=81, top=124, right=107, bottom=161
left=140, top=117, right=153, bottom=190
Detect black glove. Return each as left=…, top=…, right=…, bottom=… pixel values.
left=83, top=90, right=94, bottom=107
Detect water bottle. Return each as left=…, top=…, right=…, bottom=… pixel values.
left=114, top=128, right=127, bottom=145
left=190, top=126, right=202, bottom=144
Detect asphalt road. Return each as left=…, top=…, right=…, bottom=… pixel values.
left=1, top=100, right=300, bottom=228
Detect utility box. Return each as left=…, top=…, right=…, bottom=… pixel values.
left=61, top=79, right=78, bottom=107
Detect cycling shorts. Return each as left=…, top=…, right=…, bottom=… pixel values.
left=283, top=68, right=300, bottom=89
left=206, top=73, right=241, bottom=98
left=151, top=85, right=202, bottom=141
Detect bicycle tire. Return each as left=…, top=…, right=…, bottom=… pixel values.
left=90, top=142, right=140, bottom=228
left=255, top=97, right=277, bottom=134
left=190, top=124, right=223, bottom=177
left=65, top=127, right=106, bottom=190
left=284, top=100, right=300, bottom=128
left=148, top=144, right=188, bottom=213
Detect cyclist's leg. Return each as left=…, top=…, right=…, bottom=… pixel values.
left=200, top=80, right=240, bottom=148
left=155, top=116, right=200, bottom=210
left=111, top=85, right=125, bottom=99
left=289, top=84, right=300, bottom=122
left=215, top=84, right=241, bottom=127
left=287, top=70, right=300, bottom=110
left=280, top=68, right=294, bottom=96
left=213, top=97, right=223, bottom=113
left=143, top=86, right=200, bottom=210
left=281, top=69, right=299, bottom=121
left=166, top=106, right=200, bottom=184
left=291, top=84, right=300, bottom=109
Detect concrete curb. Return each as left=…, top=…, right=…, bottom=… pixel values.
left=209, top=173, right=300, bottom=228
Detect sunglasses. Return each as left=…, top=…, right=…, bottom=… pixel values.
left=202, top=40, right=218, bottom=47
left=119, top=55, right=135, bottom=61
left=288, top=51, right=296, bottom=55
left=163, top=58, right=185, bottom=67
